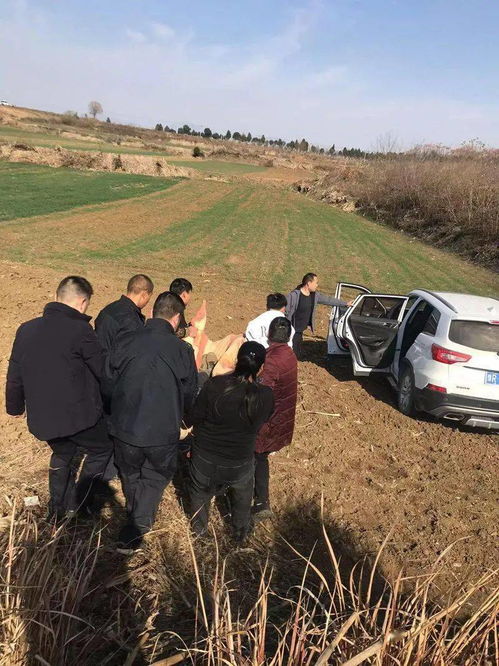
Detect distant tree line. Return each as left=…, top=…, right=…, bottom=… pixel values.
left=153, top=121, right=385, bottom=157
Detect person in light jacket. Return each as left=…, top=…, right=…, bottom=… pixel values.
left=253, top=317, right=298, bottom=520
left=245, top=292, right=295, bottom=349
left=286, top=272, right=347, bottom=359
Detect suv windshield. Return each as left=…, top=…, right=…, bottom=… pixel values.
left=449, top=320, right=499, bottom=353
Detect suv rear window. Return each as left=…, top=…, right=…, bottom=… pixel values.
left=449, top=320, right=499, bottom=353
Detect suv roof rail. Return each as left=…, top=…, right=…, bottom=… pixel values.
left=417, top=289, right=458, bottom=313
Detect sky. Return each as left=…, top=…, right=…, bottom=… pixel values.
left=1, top=0, right=498, bottom=149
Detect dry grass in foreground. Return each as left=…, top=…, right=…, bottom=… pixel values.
left=1, top=500, right=497, bottom=666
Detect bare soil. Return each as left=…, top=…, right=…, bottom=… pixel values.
left=0, top=258, right=497, bottom=602
left=0, top=143, right=194, bottom=178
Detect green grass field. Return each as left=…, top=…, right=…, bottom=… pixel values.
left=0, top=162, right=180, bottom=221
left=0, top=125, right=175, bottom=157
left=0, top=162, right=497, bottom=298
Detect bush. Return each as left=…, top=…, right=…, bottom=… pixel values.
left=307, top=152, right=499, bottom=269
left=192, top=146, right=204, bottom=158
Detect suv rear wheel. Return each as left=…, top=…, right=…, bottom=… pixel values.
left=398, top=364, right=416, bottom=416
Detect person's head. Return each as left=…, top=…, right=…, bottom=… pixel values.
left=169, top=277, right=193, bottom=306
left=56, top=276, right=93, bottom=314
left=234, top=341, right=266, bottom=381
left=127, top=274, right=154, bottom=310
left=152, top=291, right=185, bottom=330
left=266, top=292, right=287, bottom=312
left=268, top=316, right=292, bottom=344
left=224, top=341, right=266, bottom=424
left=300, top=272, right=319, bottom=292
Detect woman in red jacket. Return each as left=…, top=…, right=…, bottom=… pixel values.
left=254, top=317, right=298, bottom=521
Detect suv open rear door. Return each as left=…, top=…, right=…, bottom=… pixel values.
left=327, top=282, right=371, bottom=355
left=340, top=293, right=409, bottom=375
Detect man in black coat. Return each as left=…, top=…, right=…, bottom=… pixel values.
left=5, top=276, right=112, bottom=519
left=95, top=274, right=154, bottom=354
left=95, top=274, right=154, bottom=479
left=108, top=291, right=198, bottom=552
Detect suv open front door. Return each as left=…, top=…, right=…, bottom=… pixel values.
left=341, top=293, right=409, bottom=376
left=327, top=282, right=371, bottom=355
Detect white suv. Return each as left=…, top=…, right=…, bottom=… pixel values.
left=327, top=283, right=499, bottom=430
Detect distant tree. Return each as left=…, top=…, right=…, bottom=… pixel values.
left=298, top=138, right=309, bottom=152
left=247, top=132, right=252, bottom=142
left=310, top=145, right=318, bottom=153
left=106, top=117, right=111, bottom=123
left=233, top=131, right=241, bottom=141
left=212, top=132, right=221, bottom=140
left=155, top=123, right=163, bottom=132
left=319, top=147, right=324, bottom=154
left=88, top=100, right=103, bottom=118
left=328, top=144, right=336, bottom=155
left=225, top=130, right=231, bottom=140
left=179, top=124, right=191, bottom=135
left=192, top=145, right=204, bottom=158
left=202, top=127, right=212, bottom=138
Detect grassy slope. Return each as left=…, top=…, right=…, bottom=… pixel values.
left=0, top=125, right=177, bottom=157
left=0, top=168, right=496, bottom=297
left=0, top=162, right=180, bottom=221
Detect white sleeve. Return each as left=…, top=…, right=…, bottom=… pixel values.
left=245, top=318, right=260, bottom=344
left=288, top=323, right=296, bottom=348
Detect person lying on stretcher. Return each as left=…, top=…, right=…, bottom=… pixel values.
left=169, top=277, right=245, bottom=377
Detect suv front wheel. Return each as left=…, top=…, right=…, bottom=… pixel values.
left=398, top=364, right=416, bottom=416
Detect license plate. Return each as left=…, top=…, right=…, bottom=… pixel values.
left=485, top=372, right=499, bottom=385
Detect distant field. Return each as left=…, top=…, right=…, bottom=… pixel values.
left=0, top=162, right=180, bottom=221
left=0, top=125, right=174, bottom=157
left=0, top=165, right=497, bottom=298
left=169, top=159, right=267, bottom=175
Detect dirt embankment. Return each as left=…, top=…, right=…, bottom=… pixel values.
left=0, top=143, right=194, bottom=179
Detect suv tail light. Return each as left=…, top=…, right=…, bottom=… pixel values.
left=431, top=344, right=471, bottom=365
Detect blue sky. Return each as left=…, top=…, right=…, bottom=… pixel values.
left=1, top=0, right=498, bottom=148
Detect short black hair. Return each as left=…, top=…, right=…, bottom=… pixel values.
left=127, top=274, right=154, bottom=295
left=152, top=291, right=185, bottom=319
left=56, top=276, right=93, bottom=301
left=169, top=277, right=193, bottom=296
left=266, top=292, right=287, bottom=310
left=269, top=316, right=292, bottom=343
left=300, top=272, right=317, bottom=287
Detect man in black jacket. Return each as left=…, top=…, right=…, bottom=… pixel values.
left=95, top=274, right=154, bottom=354
left=95, top=274, right=154, bottom=479
left=5, top=276, right=112, bottom=519
left=108, top=291, right=198, bottom=552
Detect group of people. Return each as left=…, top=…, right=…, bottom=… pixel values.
left=5, top=272, right=346, bottom=552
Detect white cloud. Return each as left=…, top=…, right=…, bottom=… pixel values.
left=125, top=28, right=146, bottom=44
left=151, top=22, right=175, bottom=40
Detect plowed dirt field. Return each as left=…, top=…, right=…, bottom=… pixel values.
left=0, top=171, right=497, bottom=662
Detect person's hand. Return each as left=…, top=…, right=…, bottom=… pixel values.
left=346, top=300, right=354, bottom=307
left=179, top=425, right=193, bottom=440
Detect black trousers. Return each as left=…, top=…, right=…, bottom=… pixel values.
left=47, top=417, right=113, bottom=515
left=292, top=331, right=304, bottom=359
left=189, top=453, right=254, bottom=541
left=114, top=439, right=177, bottom=536
left=254, top=452, right=270, bottom=509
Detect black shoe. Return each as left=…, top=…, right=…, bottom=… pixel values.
left=116, top=524, right=144, bottom=554
left=252, top=504, right=273, bottom=522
